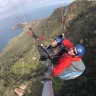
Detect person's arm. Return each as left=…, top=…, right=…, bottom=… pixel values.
left=51, top=38, right=73, bottom=50
left=62, top=39, right=73, bottom=49
left=52, top=57, right=71, bottom=76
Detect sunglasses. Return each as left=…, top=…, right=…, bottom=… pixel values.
left=72, top=47, right=77, bottom=55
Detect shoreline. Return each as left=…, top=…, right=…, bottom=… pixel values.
left=0, top=19, right=42, bottom=57
left=0, top=31, right=25, bottom=57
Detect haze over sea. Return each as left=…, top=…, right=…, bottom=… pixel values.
left=0, top=4, right=65, bottom=52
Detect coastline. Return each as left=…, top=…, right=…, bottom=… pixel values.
left=0, top=31, right=25, bottom=57
left=0, top=19, right=42, bottom=57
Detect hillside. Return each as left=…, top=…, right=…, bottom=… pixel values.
left=55, top=1, right=96, bottom=96
left=0, top=1, right=96, bottom=96
left=0, top=20, right=44, bottom=96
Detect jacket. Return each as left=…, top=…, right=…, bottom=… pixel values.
left=52, top=39, right=82, bottom=76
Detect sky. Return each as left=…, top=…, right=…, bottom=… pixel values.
left=0, top=0, right=75, bottom=20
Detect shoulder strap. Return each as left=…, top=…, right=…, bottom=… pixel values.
left=71, top=59, right=85, bottom=71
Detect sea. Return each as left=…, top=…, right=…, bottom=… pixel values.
left=0, top=4, right=66, bottom=52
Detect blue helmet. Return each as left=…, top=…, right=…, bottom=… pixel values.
left=76, top=44, right=85, bottom=56
left=55, top=37, right=62, bottom=45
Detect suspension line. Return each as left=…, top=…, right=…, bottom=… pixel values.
left=0, top=7, right=22, bottom=24
left=17, top=0, right=28, bottom=23
left=60, top=0, right=69, bottom=36
left=5, top=0, right=23, bottom=23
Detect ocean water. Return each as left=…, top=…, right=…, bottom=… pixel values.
left=0, top=19, right=23, bottom=51
left=0, top=4, right=63, bottom=51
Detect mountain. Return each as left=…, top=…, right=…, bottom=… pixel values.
left=0, top=0, right=96, bottom=96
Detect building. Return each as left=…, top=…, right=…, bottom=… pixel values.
left=14, top=83, right=27, bottom=96
left=14, top=88, right=24, bottom=96
left=19, top=84, right=27, bottom=90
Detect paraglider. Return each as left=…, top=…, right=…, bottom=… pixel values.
left=0, top=1, right=86, bottom=96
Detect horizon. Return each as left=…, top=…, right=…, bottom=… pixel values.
left=0, top=0, right=75, bottom=20
left=0, top=2, right=71, bottom=22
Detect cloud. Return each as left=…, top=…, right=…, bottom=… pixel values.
left=0, top=0, right=75, bottom=20
left=0, top=0, right=75, bottom=9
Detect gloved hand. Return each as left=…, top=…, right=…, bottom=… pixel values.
left=57, top=34, right=65, bottom=39
left=44, top=67, right=54, bottom=76
left=38, top=45, right=49, bottom=61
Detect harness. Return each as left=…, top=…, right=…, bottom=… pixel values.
left=38, top=40, right=68, bottom=64
left=58, top=59, right=85, bottom=80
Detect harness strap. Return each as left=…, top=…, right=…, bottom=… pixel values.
left=58, top=71, right=83, bottom=80
left=71, top=63, right=84, bottom=71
